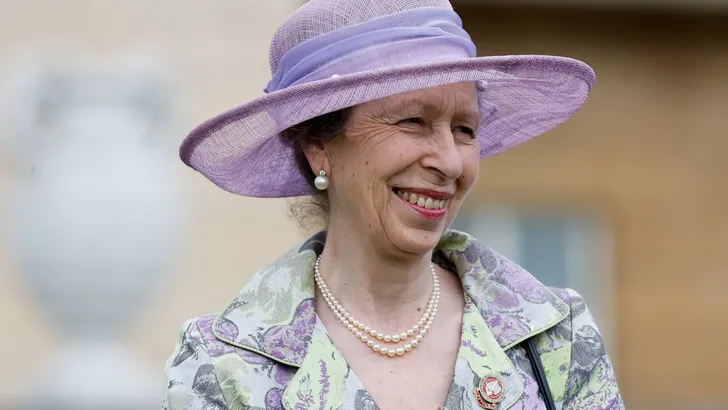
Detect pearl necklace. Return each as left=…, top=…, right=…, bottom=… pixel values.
left=313, top=254, right=440, bottom=358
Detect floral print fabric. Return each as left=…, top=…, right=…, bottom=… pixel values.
left=162, top=230, right=624, bottom=409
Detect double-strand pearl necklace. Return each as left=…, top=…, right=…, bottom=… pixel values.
left=313, top=254, right=440, bottom=358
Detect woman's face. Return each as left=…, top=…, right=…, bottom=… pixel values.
left=315, top=82, right=480, bottom=256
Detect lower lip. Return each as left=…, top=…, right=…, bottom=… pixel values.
left=398, top=195, right=447, bottom=220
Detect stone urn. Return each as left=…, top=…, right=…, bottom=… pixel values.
left=0, top=52, right=186, bottom=409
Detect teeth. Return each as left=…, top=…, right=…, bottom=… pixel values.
left=395, top=189, right=448, bottom=209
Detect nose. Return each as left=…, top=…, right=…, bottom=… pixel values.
left=420, top=129, right=463, bottom=180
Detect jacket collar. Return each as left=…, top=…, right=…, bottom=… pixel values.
left=212, top=229, right=569, bottom=366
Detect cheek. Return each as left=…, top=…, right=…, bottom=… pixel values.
left=333, top=142, right=396, bottom=200
left=357, top=135, right=414, bottom=179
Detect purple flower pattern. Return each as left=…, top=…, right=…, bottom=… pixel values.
left=264, top=388, right=285, bottom=410
left=318, top=360, right=330, bottom=408
left=260, top=299, right=316, bottom=364
left=197, top=314, right=237, bottom=358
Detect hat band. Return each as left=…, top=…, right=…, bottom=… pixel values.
left=265, top=7, right=477, bottom=93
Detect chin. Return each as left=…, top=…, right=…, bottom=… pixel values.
left=385, top=223, right=445, bottom=256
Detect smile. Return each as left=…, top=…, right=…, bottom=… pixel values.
left=393, top=188, right=451, bottom=220
left=394, top=189, right=449, bottom=209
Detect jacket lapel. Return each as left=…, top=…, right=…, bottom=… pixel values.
left=211, top=233, right=324, bottom=367
left=436, top=230, right=569, bottom=349
left=281, top=317, right=369, bottom=410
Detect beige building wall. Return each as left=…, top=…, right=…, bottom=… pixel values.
left=0, top=0, right=308, bottom=400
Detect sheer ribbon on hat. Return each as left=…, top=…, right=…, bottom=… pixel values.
left=265, top=8, right=477, bottom=93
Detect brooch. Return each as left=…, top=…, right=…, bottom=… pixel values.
left=475, top=374, right=505, bottom=409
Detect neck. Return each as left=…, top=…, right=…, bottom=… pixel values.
left=317, top=220, right=435, bottom=329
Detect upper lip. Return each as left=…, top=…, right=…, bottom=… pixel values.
left=395, top=187, right=454, bottom=200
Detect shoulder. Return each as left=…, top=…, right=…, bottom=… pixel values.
left=165, top=313, right=240, bottom=369
left=162, top=314, right=229, bottom=410
left=546, top=287, right=607, bottom=364
left=162, top=314, right=295, bottom=410
left=544, top=288, right=623, bottom=408
left=549, top=287, right=606, bottom=356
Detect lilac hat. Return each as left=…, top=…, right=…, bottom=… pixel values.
left=180, top=0, right=595, bottom=198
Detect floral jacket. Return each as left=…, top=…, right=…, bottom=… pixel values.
left=162, top=230, right=624, bottom=409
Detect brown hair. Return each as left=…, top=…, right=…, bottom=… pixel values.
left=281, top=107, right=351, bottom=230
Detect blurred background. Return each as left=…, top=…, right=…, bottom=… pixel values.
left=0, top=0, right=726, bottom=409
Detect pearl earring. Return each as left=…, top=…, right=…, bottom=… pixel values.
left=314, top=170, right=329, bottom=191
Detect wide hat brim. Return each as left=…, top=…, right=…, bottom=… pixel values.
left=180, top=54, right=594, bottom=198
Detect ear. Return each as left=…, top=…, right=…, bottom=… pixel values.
left=302, top=143, right=331, bottom=177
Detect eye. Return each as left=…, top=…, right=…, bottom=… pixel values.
left=398, top=117, right=425, bottom=126
left=455, top=125, right=476, bottom=138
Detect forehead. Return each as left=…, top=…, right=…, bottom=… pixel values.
left=358, top=82, right=479, bottom=119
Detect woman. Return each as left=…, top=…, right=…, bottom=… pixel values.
left=163, top=0, right=624, bottom=409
